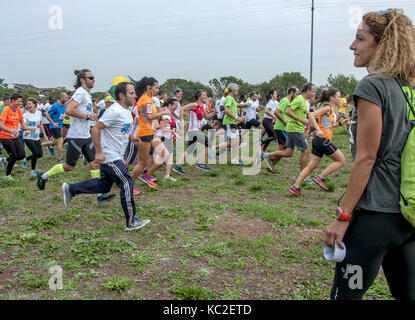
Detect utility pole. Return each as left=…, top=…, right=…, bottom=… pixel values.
left=310, top=0, right=315, bottom=83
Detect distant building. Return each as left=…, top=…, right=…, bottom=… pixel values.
left=12, top=83, right=54, bottom=95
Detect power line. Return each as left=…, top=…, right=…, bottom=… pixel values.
left=0, top=0, right=305, bottom=40
left=0, top=20, right=348, bottom=58
left=1, top=5, right=311, bottom=47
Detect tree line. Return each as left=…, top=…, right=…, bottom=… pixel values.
left=0, top=72, right=359, bottom=105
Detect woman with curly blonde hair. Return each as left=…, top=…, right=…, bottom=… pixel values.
left=323, top=9, right=415, bottom=300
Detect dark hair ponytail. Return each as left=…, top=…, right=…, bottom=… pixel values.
left=129, top=76, right=158, bottom=99
left=74, top=69, right=91, bottom=89
left=319, top=88, right=339, bottom=104
left=194, top=90, right=206, bottom=101
left=163, top=98, right=178, bottom=108
left=266, top=90, right=276, bottom=102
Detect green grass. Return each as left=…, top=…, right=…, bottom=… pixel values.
left=0, top=128, right=394, bottom=300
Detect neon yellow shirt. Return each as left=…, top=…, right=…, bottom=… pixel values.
left=338, top=97, right=347, bottom=114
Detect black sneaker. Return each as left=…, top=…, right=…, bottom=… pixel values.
left=97, top=193, right=116, bottom=205
left=37, top=170, right=47, bottom=190
left=265, top=168, right=280, bottom=175
left=126, top=218, right=150, bottom=231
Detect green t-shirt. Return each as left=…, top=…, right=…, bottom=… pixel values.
left=285, top=95, right=307, bottom=133
left=274, top=97, right=291, bottom=131
left=222, top=95, right=238, bottom=125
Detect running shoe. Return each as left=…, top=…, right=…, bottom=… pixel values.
left=264, top=157, right=274, bottom=171
left=58, top=158, right=65, bottom=163
left=62, top=183, right=72, bottom=208
left=20, top=160, right=27, bottom=169
left=149, top=176, right=157, bottom=182
left=133, top=188, right=142, bottom=196
left=196, top=164, right=211, bottom=171
left=140, top=173, right=158, bottom=188
left=312, top=175, right=329, bottom=191
left=30, top=170, right=37, bottom=177
left=37, top=170, right=47, bottom=190
left=3, top=175, right=14, bottom=181
left=265, top=168, right=280, bottom=175
left=97, top=193, right=117, bottom=205
left=304, top=177, right=314, bottom=184
left=163, top=175, right=177, bottom=182
left=231, top=160, right=244, bottom=166
left=1, top=157, right=7, bottom=169
left=289, top=185, right=302, bottom=197
left=125, top=218, right=150, bottom=231
left=172, top=166, right=187, bottom=176
left=47, top=147, right=55, bottom=156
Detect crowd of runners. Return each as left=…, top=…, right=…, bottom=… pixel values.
left=0, top=71, right=353, bottom=230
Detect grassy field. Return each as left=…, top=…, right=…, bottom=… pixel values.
left=0, top=125, right=393, bottom=300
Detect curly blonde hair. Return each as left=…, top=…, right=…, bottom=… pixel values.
left=364, top=9, right=415, bottom=84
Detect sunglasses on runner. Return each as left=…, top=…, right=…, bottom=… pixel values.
left=83, top=76, right=95, bottom=80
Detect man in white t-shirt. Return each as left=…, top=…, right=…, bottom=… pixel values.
left=61, top=82, right=150, bottom=231
left=37, top=69, right=115, bottom=204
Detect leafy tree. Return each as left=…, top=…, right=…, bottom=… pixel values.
left=0, top=78, right=8, bottom=88
left=21, top=89, right=40, bottom=103
left=326, top=73, right=359, bottom=97
left=48, top=87, right=70, bottom=100
left=208, top=76, right=254, bottom=98
left=91, top=92, right=106, bottom=101
left=260, top=72, right=309, bottom=96
left=160, top=78, right=212, bottom=104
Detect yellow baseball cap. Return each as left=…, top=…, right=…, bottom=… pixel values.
left=104, top=96, right=115, bottom=103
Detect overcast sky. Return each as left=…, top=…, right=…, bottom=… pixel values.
left=1, top=0, right=414, bottom=92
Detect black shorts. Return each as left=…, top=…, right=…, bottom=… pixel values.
left=274, top=129, right=287, bottom=145
left=66, top=138, right=95, bottom=167
left=43, top=124, right=52, bottom=139
left=245, top=118, right=261, bottom=129
left=139, top=135, right=153, bottom=143
left=311, top=136, right=337, bottom=158
left=50, top=128, right=62, bottom=139
left=62, top=123, right=70, bottom=129
left=187, top=131, right=209, bottom=149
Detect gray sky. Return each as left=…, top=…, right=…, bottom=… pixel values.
left=1, top=0, right=414, bottom=92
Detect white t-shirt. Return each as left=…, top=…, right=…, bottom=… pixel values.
left=173, top=100, right=181, bottom=120
left=98, top=102, right=133, bottom=163
left=37, top=103, right=51, bottom=124
left=67, top=86, right=93, bottom=139
left=23, top=110, right=42, bottom=141
left=153, top=97, right=161, bottom=109
left=218, top=96, right=226, bottom=119
left=245, top=99, right=259, bottom=121
left=264, top=100, right=279, bottom=120
left=97, top=100, right=105, bottom=112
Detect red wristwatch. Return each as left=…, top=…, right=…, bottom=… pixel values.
left=335, top=207, right=352, bottom=221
